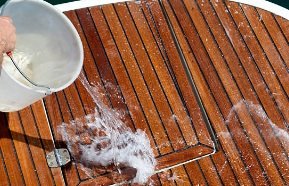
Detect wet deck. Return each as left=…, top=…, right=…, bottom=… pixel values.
left=0, top=0, right=289, bottom=185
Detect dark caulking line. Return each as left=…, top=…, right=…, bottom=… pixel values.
left=157, top=0, right=219, bottom=151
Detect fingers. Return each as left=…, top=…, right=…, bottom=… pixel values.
left=0, top=16, right=16, bottom=53
left=5, top=29, right=16, bottom=52
left=0, top=16, right=12, bottom=23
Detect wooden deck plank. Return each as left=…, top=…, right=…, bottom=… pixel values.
left=31, top=102, right=66, bottom=186
left=89, top=6, right=163, bottom=157
left=121, top=1, right=200, bottom=147
left=212, top=0, right=289, bottom=157
left=18, top=107, right=55, bottom=185
left=0, top=149, right=10, bottom=186
left=147, top=174, right=161, bottom=186
left=170, top=166, right=192, bottom=185
left=257, top=9, right=289, bottom=69
left=7, top=112, right=40, bottom=186
left=56, top=86, right=91, bottom=180
left=240, top=4, right=289, bottom=97
left=143, top=0, right=214, bottom=148
left=158, top=0, right=254, bottom=185
left=63, top=84, right=87, bottom=118
left=44, top=93, right=81, bottom=185
left=0, top=113, right=24, bottom=186
left=2, top=0, right=289, bottom=185
left=74, top=8, right=135, bottom=130
left=77, top=167, right=137, bottom=186
left=184, top=161, right=208, bottom=186
left=114, top=3, right=188, bottom=150
left=211, top=151, right=238, bottom=185
left=158, top=170, right=177, bottom=186
left=275, top=16, right=289, bottom=44
left=195, top=0, right=289, bottom=184
left=198, top=157, right=223, bottom=186
left=156, top=145, right=213, bottom=170
left=102, top=4, right=174, bottom=155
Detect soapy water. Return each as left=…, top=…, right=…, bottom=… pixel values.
left=225, top=99, right=289, bottom=144
left=2, top=37, right=75, bottom=89
left=2, top=50, right=33, bottom=87
left=58, top=73, right=156, bottom=184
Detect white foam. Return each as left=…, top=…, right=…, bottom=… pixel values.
left=225, top=99, right=289, bottom=143
left=58, top=72, right=156, bottom=184
left=3, top=50, right=33, bottom=86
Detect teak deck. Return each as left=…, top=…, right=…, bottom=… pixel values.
left=0, top=0, right=289, bottom=185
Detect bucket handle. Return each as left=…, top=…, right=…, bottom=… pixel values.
left=6, top=52, right=52, bottom=95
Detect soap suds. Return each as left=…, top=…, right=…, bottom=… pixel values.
left=3, top=50, right=33, bottom=86
left=58, top=73, right=156, bottom=184
left=225, top=99, right=289, bottom=142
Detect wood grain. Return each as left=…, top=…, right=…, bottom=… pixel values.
left=1, top=0, right=289, bottom=185
left=0, top=113, right=24, bottom=186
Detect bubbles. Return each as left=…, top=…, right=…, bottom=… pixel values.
left=3, top=50, right=33, bottom=86
left=58, top=73, right=156, bottom=184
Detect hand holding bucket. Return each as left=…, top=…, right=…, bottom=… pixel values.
left=0, top=16, right=16, bottom=65
left=0, top=0, right=83, bottom=112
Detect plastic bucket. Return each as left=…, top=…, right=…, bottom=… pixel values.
left=0, top=0, right=83, bottom=112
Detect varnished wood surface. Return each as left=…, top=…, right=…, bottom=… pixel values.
left=0, top=0, right=289, bottom=185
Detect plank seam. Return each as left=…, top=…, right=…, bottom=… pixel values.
left=254, top=8, right=289, bottom=77
left=0, top=148, right=11, bottom=186
left=3, top=114, right=26, bottom=185
left=158, top=0, right=218, bottom=149
left=104, top=4, right=175, bottom=153
left=29, top=106, right=56, bottom=185
left=16, top=111, right=41, bottom=185
left=223, top=1, right=289, bottom=140
left=237, top=5, right=289, bottom=183
left=53, top=93, right=82, bottom=184
left=93, top=6, right=162, bottom=156
left=194, top=0, right=277, bottom=184
left=121, top=2, right=190, bottom=147
left=112, top=3, right=186, bottom=151
left=238, top=4, right=289, bottom=101
left=209, top=1, right=288, bottom=184
left=168, top=0, right=254, bottom=183
left=233, top=0, right=289, bottom=166
left=74, top=9, right=116, bottom=114
left=139, top=2, right=191, bottom=124
left=143, top=0, right=204, bottom=144
left=76, top=8, right=137, bottom=131
left=273, top=16, right=289, bottom=45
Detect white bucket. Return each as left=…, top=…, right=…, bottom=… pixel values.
left=0, top=0, right=83, bottom=112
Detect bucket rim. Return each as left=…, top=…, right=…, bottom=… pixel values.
left=0, top=0, right=84, bottom=93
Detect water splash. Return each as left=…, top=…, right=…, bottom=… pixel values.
left=58, top=73, right=156, bottom=184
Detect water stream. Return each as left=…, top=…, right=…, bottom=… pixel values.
left=58, top=72, right=156, bottom=184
